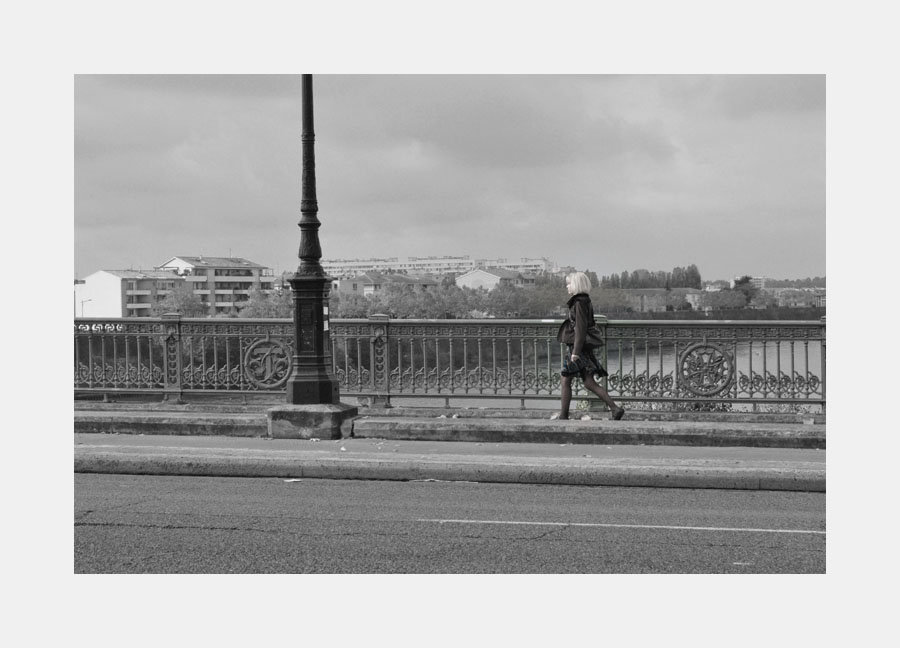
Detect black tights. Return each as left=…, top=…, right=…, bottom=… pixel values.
left=559, top=374, right=619, bottom=419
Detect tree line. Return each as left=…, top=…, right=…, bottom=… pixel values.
left=331, top=274, right=571, bottom=319
left=150, top=269, right=823, bottom=320
left=599, top=264, right=702, bottom=290
left=150, top=275, right=573, bottom=319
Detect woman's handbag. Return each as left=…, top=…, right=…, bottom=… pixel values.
left=585, top=324, right=605, bottom=348
left=556, top=320, right=574, bottom=344
left=561, top=354, right=588, bottom=376
left=556, top=320, right=605, bottom=347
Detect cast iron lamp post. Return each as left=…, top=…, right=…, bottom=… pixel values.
left=284, top=74, right=341, bottom=405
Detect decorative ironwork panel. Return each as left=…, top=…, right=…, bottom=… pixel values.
left=74, top=318, right=294, bottom=393
left=74, top=320, right=168, bottom=390
left=178, top=324, right=294, bottom=391
left=604, top=320, right=824, bottom=405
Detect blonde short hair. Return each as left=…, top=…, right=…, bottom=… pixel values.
left=567, top=272, right=592, bottom=294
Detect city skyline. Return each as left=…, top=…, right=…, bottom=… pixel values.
left=76, top=249, right=825, bottom=285
left=75, top=75, right=825, bottom=283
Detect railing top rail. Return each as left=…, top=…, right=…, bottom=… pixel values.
left=605, top=319, right=825, bottom=328
left=329, top=318, right=826, bottom=326
left=74, top=317, right=295, bottom=325
left=336, top=318, right=564, bottom=325
left=74, top=316, right=825, bottom=327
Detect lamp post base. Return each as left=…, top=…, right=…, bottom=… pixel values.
left=285, top=373, right=340, bottom=405
left=266, top=403, right=358, bottom=440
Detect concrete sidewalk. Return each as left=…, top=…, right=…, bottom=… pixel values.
left=74, top=405, right=825, bottom=449
left=74, top=433, right=826, bottom=492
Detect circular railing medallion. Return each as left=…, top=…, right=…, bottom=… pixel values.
left=678, top=343, right=734, bottom=397
left=243, top=339, right=291, bottom=389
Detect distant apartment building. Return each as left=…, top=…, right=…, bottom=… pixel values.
left=323, top=256, right=472, bottom=277
left=486, top=258, right=557, bottom=274
left=332, top=272, right=439, bottom=297
left=703, top=280, right=729, bottom=292
left=769, top=287, right=827, bottom=309
left=620, top=288, right=703, bottom=313
left=732, top=276, right=768, bottom=290
left=74, top=269, right=183, bottom=317
left=156, top=256, right=276, bottom=316
left=322, top=255, right=558, bottom=278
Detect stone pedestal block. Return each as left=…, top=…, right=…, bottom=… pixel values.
left=358, top=394, right=393, bottom=409
left=266, top=403, right=358, bottom=440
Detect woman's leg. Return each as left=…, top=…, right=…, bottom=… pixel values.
left=558, top=375, right=572, bottom=419
left=583, top=373, right=623, bottom=414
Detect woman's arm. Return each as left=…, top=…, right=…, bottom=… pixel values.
left=572, top=300, right=587, bottom=357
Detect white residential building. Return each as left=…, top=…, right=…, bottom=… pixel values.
left=74, top=256, right=277, bottom=318
left=455, top=268, right=536, bottom=291
left=731, top=276, right=768, bottom=290
left=331, top=272, right=439, bottom=297
left=74, top=269, right=183, bottom=318
left=619, top=288, right=703, bottom=313
left=157, top=256, right=276, bottom=316
left=487, top=257, right=558, bottom=274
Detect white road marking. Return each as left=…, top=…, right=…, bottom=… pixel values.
left=418, top=519, right=825, bottom=535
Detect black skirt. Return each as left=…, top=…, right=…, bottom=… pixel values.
left=561, top=345, right=609, bottom=379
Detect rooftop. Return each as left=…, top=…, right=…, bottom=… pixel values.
left=100, top=269, right=180, bottom=280
left=461, top=267, right=534, bottom=280
left=349, top=272, right=439, bottom=285
left=165, top=256, right=266, bottom=268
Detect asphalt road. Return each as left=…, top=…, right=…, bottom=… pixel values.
left=74, top=474, right=826, bottom=574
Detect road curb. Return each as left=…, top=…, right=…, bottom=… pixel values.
left=74, top=451, right=825, bottom=492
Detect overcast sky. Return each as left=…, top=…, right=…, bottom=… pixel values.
left=75, top=74, right=824, bottom=282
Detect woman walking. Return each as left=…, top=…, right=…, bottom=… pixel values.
left=554, top=272, right=625, bottom=421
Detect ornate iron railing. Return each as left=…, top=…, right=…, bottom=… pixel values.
left=74, top=315, right=825, bottom=411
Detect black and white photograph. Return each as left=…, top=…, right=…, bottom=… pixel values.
left=12, top=0, right=896, bottom=645
left=73, top=71, right=828, bottom=571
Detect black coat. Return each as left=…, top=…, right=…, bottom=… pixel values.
left=556, top=293, right=595, bottom=356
